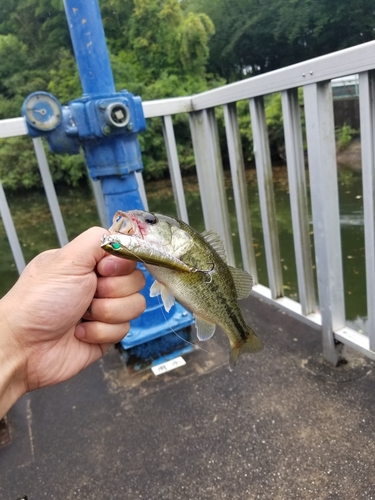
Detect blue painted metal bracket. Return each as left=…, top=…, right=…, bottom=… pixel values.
left=23, top=90, right=146, bottom=177
left=21, top=0, right=194, bottom=356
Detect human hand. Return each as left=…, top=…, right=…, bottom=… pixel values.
left=0, top=227, right=145, bottom=416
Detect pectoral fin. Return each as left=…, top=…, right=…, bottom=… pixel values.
left=194, top=315, right=216, bottom=341
left=150, top=280, right=175, bottom=312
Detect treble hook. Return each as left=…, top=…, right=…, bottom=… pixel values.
left=189, top=262, right=215, bottom=283
left=204, top=272, right=213, bottom=284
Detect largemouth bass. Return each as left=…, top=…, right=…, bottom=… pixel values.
left=101, top=210, right=263, bottom=368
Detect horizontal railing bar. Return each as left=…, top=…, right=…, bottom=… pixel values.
left=252, top=284, right=375, bottom=361
left=5, top=42, right=375, bottom=128
left=144, top=42, right=375, bottom=119
left=252, top=284, right=322, bottom=330
left=192, top=41, right=375, bottom=110
left=0, top=117, right=27, bottom=138
left=143, top=96, right=193, bottom=118
left=130, top=44, right=371, bottom=124
left=0, top=104, right=194, bottom=137
left=334, top=327, right=375, bottom=361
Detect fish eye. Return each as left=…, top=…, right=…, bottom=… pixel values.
left=144, top=213, right=158, bottom=224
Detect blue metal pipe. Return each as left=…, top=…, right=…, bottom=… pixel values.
left=59, top=0, right=195, bottom=353
left=62, top=0, right=145, bottom=225
left=63, top=0, right=115, bottom=95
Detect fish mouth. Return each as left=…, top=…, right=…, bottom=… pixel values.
left=100, top=234, right=118, bottom=247
left=109, top=210, right=135, bottom=235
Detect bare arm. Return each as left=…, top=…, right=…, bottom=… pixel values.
left=0, top=227, right=146, bottom=418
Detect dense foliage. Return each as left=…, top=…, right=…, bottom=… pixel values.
left=186, top=0, right=375, bottom=82
left=0, top=0, right=373, bottom=189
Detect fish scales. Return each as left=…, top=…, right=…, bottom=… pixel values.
left=146, top=219, right=247, bottom=341
left=148, top=262, right=249, bottom=345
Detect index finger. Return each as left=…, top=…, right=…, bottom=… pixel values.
left=96, top=254, right=137, bottom=277
left=95, top=270, right=146, bottom=298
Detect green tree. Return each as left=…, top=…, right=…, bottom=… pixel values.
left=178, top=12, right=215, bottom=74
left=185, top=0, right=375, bottom=81
left=0, top=0, right=70, bottom=67
left=0, top=34, right=29, bottom=99
left=0, top=0, right=72, bottom=117
left=129, top=0, right=214, bottom=82
left=0, top=0, right=217, bottom=188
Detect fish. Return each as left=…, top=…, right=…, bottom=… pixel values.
left=101, top=209, right=263, bottom=369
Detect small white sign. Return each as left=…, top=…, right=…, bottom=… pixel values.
left=152, top=356, right=186, bottom=376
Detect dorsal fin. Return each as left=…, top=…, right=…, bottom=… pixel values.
left=229, top=266, right=254, bottom=300
left=201, top=230, right=227, bottom=262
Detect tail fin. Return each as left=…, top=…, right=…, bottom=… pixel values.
left=229, top=327, right=263, bottom=370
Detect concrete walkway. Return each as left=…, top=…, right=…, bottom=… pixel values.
left=1, top=295, right=375, bottom=499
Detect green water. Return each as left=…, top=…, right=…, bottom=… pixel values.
left=0, top=167, right=367, bottom=332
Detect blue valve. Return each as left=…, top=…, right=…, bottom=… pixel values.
left=22, top=90, right=146, bottom=179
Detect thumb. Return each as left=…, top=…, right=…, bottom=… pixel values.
left=58, top=226, right=109, bottom=274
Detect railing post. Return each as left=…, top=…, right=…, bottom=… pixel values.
left=0, top=183, right=25, bottom=274
left=281, top=89, right=316, bottom=315
left=162, top=116, right=189, bottom=223
left=189, top=109, right=235, bottom=265
left=223, top=103, right=257, bottom=278
left=33, top=138, right=69, bottom=247
left=249, top=96, right=283, bottom=298
left=304, top=82, right=345, bottom=365
left=359, top=70, right=375, bottom=351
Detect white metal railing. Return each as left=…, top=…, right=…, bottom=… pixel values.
left=2, top=41, right=375, bottom=364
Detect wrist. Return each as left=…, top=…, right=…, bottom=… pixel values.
left=0, top=298, right=27, bottom=418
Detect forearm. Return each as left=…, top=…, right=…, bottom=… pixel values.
left=0, top=349, right=26, bottom=418
left=0, top=301, right=27, bottom=418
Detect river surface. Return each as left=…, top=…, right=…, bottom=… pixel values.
left=0, top=166, right=367, bottom=334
